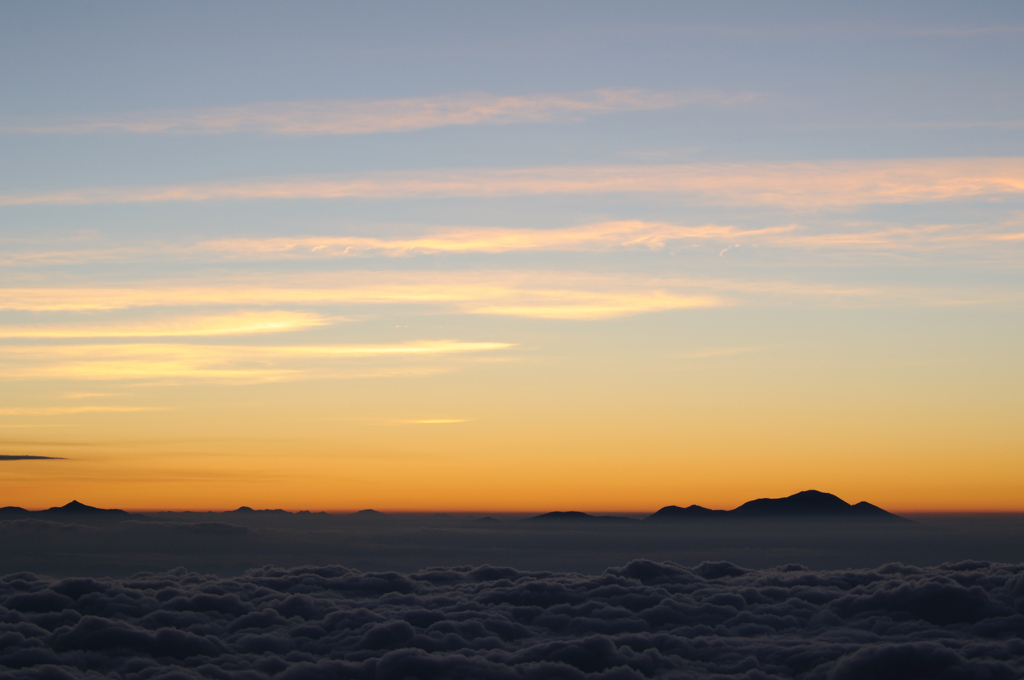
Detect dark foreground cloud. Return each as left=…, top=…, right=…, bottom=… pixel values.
left=1, top=560, right=1022, bottom=679
left=0, top=456, right=64, bottom=461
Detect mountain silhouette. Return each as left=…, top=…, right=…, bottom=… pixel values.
left=645, top=490, right=905, bottom=521
left=26, top=500, right=135, bottom=523
left=524, top=511, right=636, bottom=523
left=5, top=491, right=903, bottom=525
left=229, top=506, right=289, bottom=514
left=645, top=504, right=727, bottom=521
left=730, top=490, right=899, bottom=518
left=41, top=500, right=129, bottom=517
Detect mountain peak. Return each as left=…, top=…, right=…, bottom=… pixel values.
left=52, top=500, right=101, bottom=512
left=524, top=511, right=636, bottom=523
left=731, top=490, right=855, bottom=517
left=648, top=490, right=904, bottom=521
left=41, top=500, right=128, bottom=517
left=645, top=504, right=726, bottom=521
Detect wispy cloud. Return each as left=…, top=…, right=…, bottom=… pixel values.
left=0, top=438, right=102, bottom=447
left=4, top=219, right=1022, bottom=269
left=3, top=158, right=1021, bottom=208
left=0, top=271, right=724, bottom=319
left=0, top=311, right=331, bottom=339
left=399, top=419, right=469, bottom=425
left=0, top=266, right=1003, bottom=324
left=197, top=222, right=793, bottom=258
left=0, top=341, right=514, bottom=383
left=60, top=393, right=124, bottom=399
left=0, top=222, right=773, bottom=265
left=0, top=406, right=166, bottom=416
left=757, top=221, right=1024, bottom=253
left=0, top=455, right=65, bottom=460
left=0, top=90, right=749, bottom=136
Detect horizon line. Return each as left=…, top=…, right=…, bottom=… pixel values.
left=12, top=503, right=1024, bottom=515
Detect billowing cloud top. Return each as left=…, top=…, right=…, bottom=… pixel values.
left=0, top=560, right=1022, bottom=679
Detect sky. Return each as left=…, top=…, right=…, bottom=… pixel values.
left=1, top=1, right=1023, bottom=513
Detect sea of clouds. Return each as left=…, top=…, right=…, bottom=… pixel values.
left=1, top=559, right=1022, bottom=680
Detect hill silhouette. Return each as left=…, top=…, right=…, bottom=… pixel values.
left=524, top=511, right=636, bottom=523
left=0, top=491, right=904, bottom=525
left=645, top=490, right=905, bottom=522
left=645, top=505, right=727, bottom=521
left=41, top=500, right=128, bottom=516
left=0, top=501, right=137, bottom=523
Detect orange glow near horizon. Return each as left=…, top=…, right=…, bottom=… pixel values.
left=3, top=354, right=1022, bottom=514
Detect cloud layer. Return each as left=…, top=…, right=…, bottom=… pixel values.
left=0, top=455, right=64, bottom=461
left=0, top=560, right=1021, bottom=679
left=0, top=90, right=746, bottom=136
left=5, top=219, right=1024, bottom=269
left=4, top=159, right=1023, bottom=208
left=0, top=272, right=724, bottom=319
left=0, top=311, right=331, bottom=339
left=0, top=341, right=513, bottom=383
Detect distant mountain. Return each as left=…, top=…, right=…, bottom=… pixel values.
left=350, top=509, right=387, bottom=518
left=1, top=492, right=904, bottom=525
left=646, top=490, right=906, bottom=522
left=645, top=504, right=727, bottom=521
left=229, top=506, right=289, bottom=514
left=524, top=511, right=636, bottom=523
left=39, top=500, right=130, bottom=518
left=0, top=501, right=137, bottom=524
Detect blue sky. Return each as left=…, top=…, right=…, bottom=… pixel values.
left=1, top=1, right=1023, bottom=511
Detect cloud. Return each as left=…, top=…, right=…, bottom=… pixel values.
left=0, top=439, right=94, bottom=446
left=0, top=267, right=1003, bottom=329
left=0, top=406, right=166, bottom=416
left=5, top=219, right=1023, bottom=271
left=196, top=222, right=794, bottom=259
left=0, top=341, right=514, bottom=383
left=0, top=89, right=750, bottom=136
left=0, top=271, right=725, bottom=319
left=0, top=310, right=331, bottom=339
left=0, top=454, right=65, bottom=460
left=0, top=560, right=1020, bottom=679
left=3, top=158, right=1023, bottom=208
left=59, top=393, right=123, bottom=399
left=399, top=419, right=469, bottom=425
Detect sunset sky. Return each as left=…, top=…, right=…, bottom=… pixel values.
left=2, top=2, right=1023, bottom=513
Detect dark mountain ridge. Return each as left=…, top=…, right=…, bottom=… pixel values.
left=645, top=505, right=728, bottom=520
left=0, top=501, right=137, bottom=524
left=524, top=511, right=636, bottom=523
left=645, top=490, right=905, bottom=522
left=0, top=491, right=905, bottom=524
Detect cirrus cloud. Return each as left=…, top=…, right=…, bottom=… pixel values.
left=0, top=271, right=725, bottom=319
left=0, top=89, right=750, bottom=136
left=0, top=310, right=332, bottom=339
left=0, top=341, right=515, bottom=384
left=3, top=158, right=1023, bottom=209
